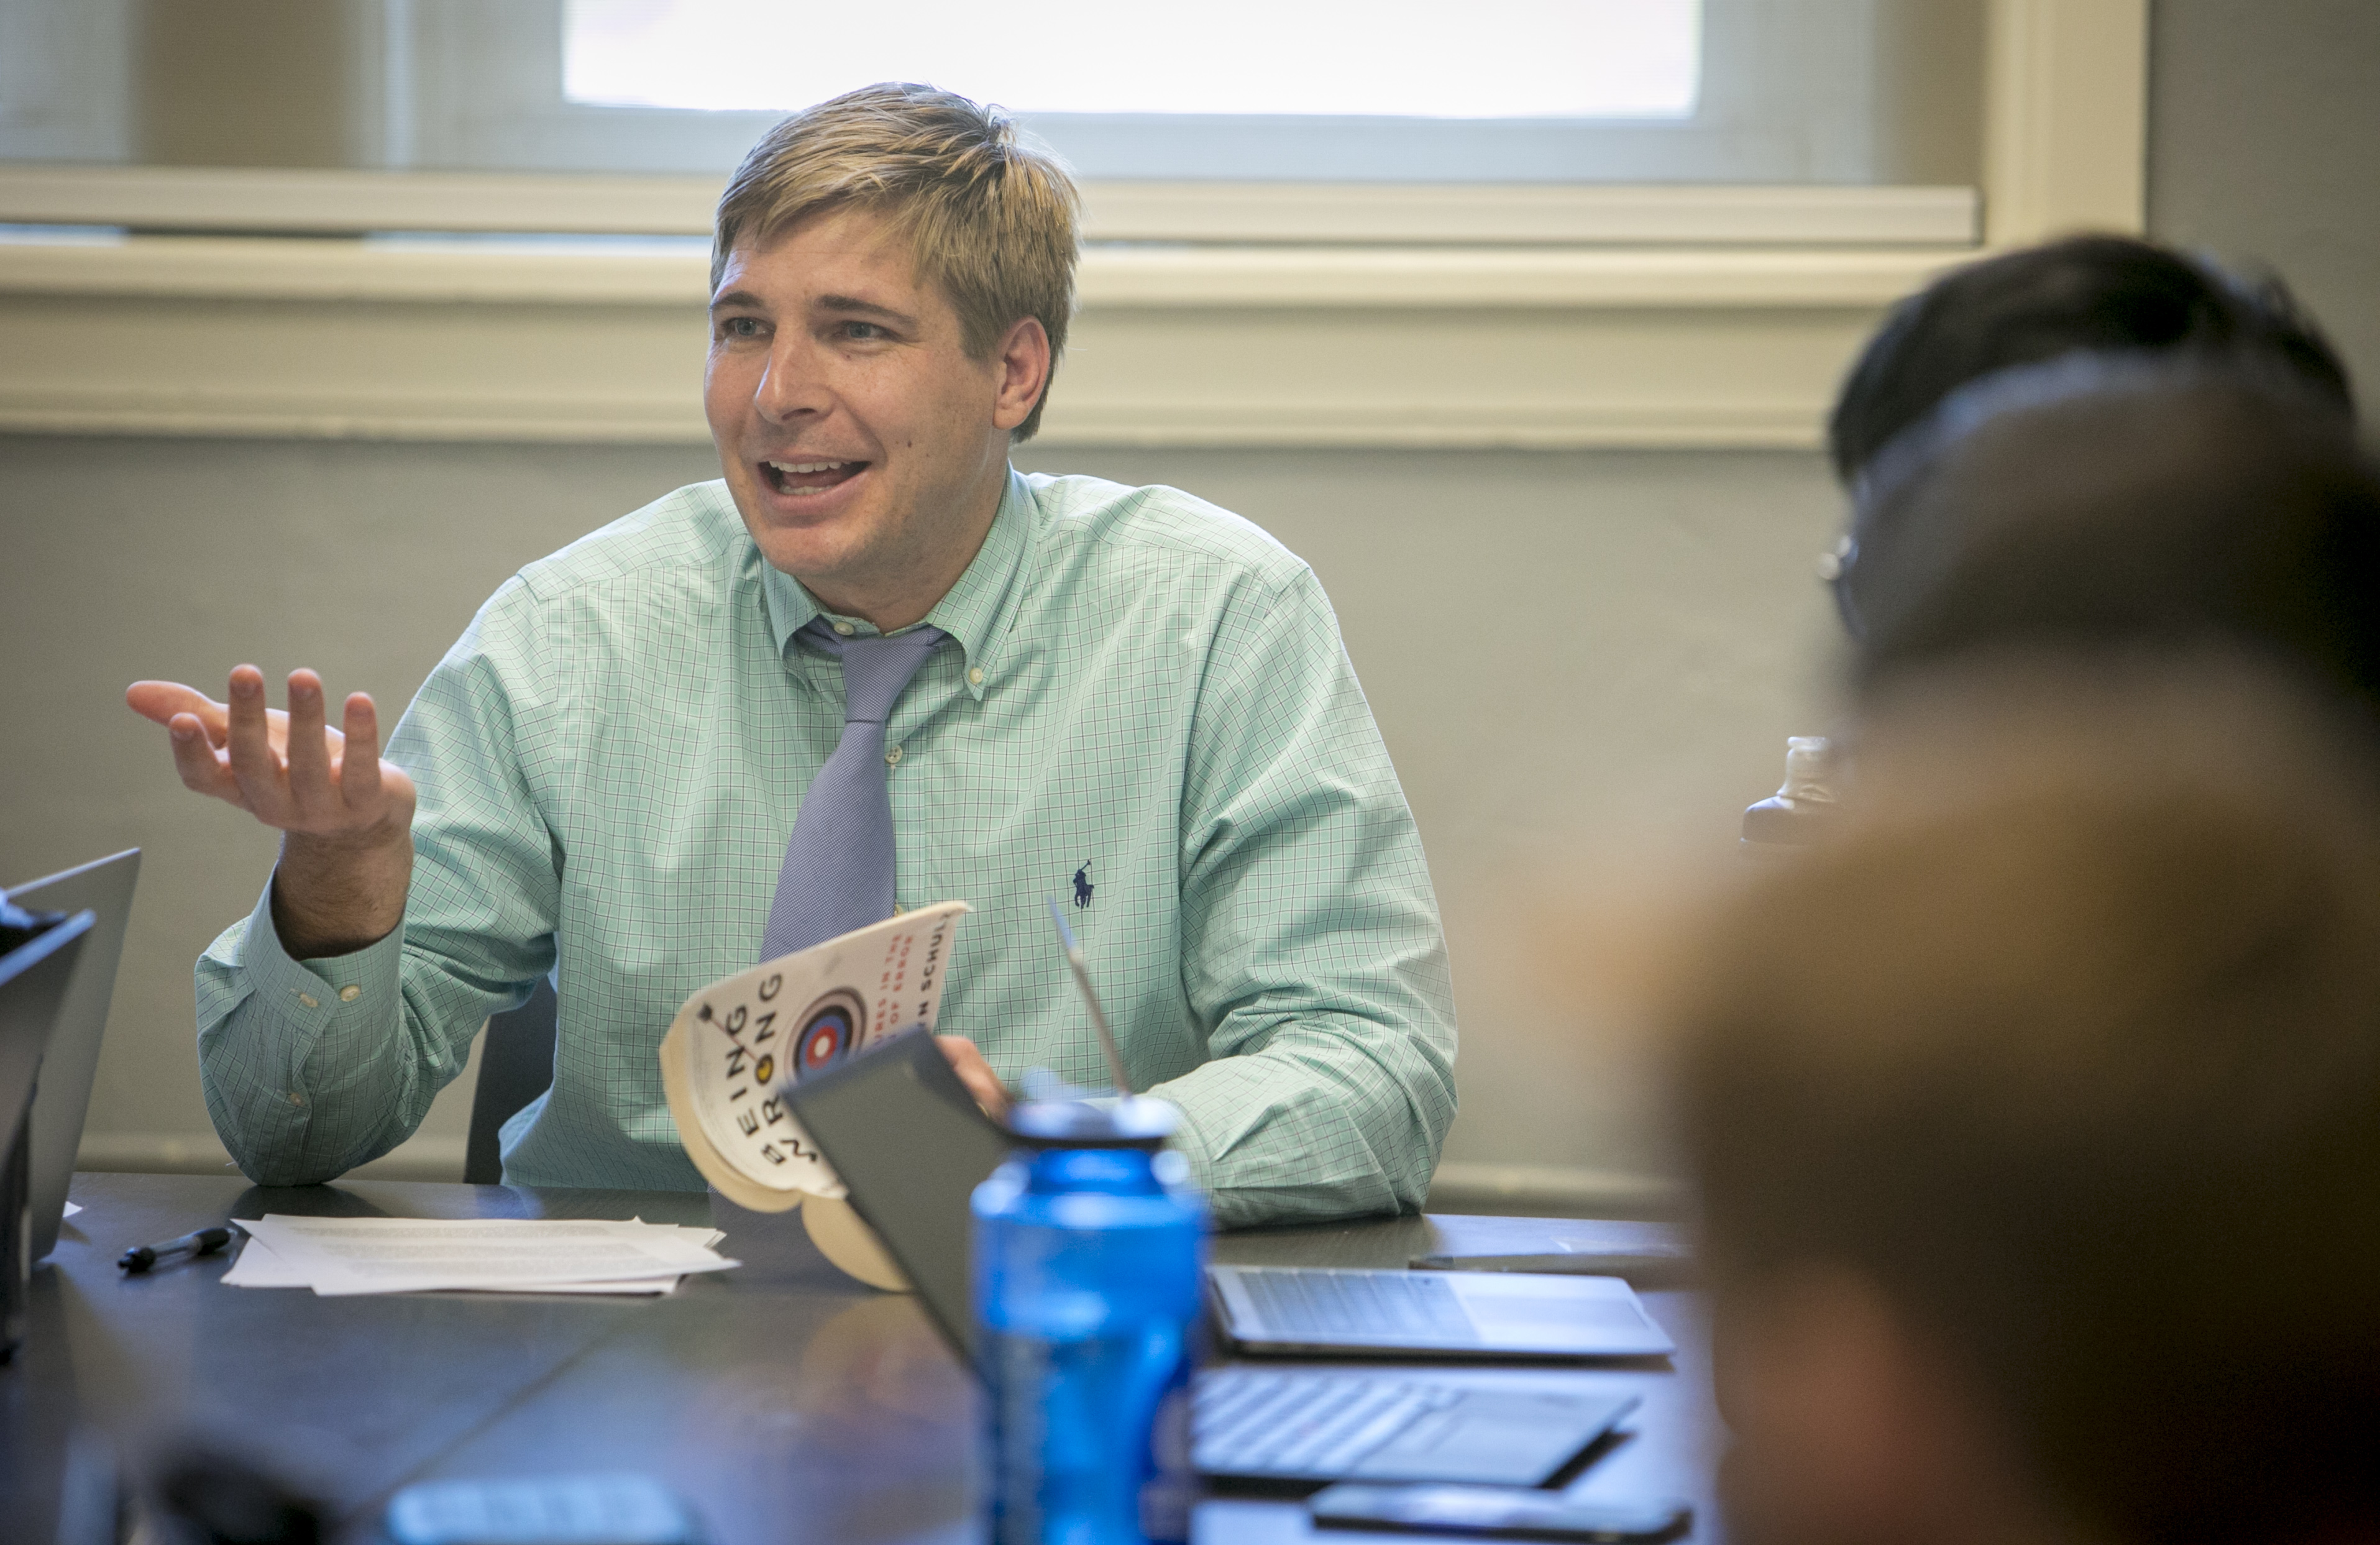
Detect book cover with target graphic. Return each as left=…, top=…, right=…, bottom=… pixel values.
left=659, top=901, right=971, bottom=1213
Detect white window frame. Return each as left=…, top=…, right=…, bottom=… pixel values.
left=0, top=0, right=2144, bottom=449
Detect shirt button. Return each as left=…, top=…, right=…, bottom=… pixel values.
left=832, top=620, right=854, bottom=636
left=968, top=667, right=984, bottom=687
left=296, top=992, right=319, bottom=1009
left=885, top=745, right=902, bottom=767
left=339, top=985, right=362, bottom=1002
left=288, top=1091, right=306, bottom=1106
left=892, top=902, right=907, bottom=916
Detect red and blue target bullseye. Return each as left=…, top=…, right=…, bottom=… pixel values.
left=798, top=1004, right=858, bottom=1075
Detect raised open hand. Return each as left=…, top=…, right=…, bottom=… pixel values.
left=127, top=667, right=415, bottom=841
left=128, top=666, right=416, bottom=955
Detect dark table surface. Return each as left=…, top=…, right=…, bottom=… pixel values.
left=6, top=1173, right=1720, bottom=1544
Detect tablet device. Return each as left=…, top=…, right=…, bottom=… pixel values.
left=780, top=1025, right=1014, bottom=1361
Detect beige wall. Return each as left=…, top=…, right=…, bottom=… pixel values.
left=0, top=436, right=1845, bottom=1197
left=6, top=0, right=2374, bottom=1206
left=0, top=438, right=707, bottom=1173
left=2145, top=0, right=2380, bottom=400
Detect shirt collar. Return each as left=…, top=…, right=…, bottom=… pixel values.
left=756, top=468, right=1037, bottom=702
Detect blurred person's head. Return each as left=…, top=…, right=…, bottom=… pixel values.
left=1665, top=662, right=2380, bottom=1545
left=1828, top=235, right=2353, bottom=488
left=704, top=83, right=1079, bottom=626
left=1837, top=358, right=2380, bottom=729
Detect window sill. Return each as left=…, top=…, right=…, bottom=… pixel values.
left=0, top=163, right=1978, bottom=247
left=0, top=231, right=1962, bottom=447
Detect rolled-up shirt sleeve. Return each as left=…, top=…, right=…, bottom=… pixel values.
left=195, top=577, right=560, bottom=1186
left=1153, top=564, right=1458, bottom=1228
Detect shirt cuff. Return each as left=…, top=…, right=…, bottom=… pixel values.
left=225, top=878, right=405, bottom=1034
left=1142, top=1096, right=1212, bottom=1178
left=1033, top=1093, right=1206, bottom=1185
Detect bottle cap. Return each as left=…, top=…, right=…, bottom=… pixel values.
left=1781, top=736, right=1838, bottom=804
left=1007, top=1096, right=1178, bottom=1150
left=1743, top=735, right=1843, bottom=850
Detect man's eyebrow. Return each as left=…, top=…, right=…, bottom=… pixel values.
left=817, top=293, right=918, bottom=328
left=705, top=289, right=919, bottom=328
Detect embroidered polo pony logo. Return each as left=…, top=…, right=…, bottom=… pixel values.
left=1072, top=861, right=1095, bottom=910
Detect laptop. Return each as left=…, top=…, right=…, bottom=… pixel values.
left=783, top=1031, right=1644, bottom=1488
left=7, top=850, right=140, bottom=1261
left=3, top=905, right=94, bottom=1361
left=1206, top=1265, right=1672, bottom=1359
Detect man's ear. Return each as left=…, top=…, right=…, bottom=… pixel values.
left=989, top=316, right=1053, bottom=434
left=1713, top=1265, right=2023, bottom=1545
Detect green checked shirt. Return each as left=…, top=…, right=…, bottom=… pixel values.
left=196, top=470, right=1457, bottom=1226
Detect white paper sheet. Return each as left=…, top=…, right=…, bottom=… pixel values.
left=221, top=1234, right=687, bottom=1295
left=62, top=1201, right=81, bottom=1218
left=232, top=1216, right=738, bottom=1297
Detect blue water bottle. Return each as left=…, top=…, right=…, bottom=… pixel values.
left=973, top=1098, right=1207, bottom=1544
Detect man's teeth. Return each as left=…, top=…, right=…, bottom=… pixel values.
left=768, top=460, right=849, bottom=475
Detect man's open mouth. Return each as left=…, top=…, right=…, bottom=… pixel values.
left=762, top=459, right=866, bottom=495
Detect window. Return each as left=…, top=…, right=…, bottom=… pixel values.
left=566, top=0, right=1703, bottom=120
left=2, top=0, right=1980, bottom=188
left=562, top=0, right=1705, bottom=184
left=0, top=1, right=132, bottom=163
left=435, top=0, right=1977, bottom=185
left=0, top=0, right=2148, bottom=454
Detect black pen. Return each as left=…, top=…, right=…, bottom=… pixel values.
left=118, top=1226, right=234, bottom=1273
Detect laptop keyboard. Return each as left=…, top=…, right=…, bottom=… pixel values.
left=1194, top=1367, right=1463, bottom=1478
left=1233, top=1267, right=1480, bottom=1343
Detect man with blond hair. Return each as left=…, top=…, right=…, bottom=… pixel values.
left=127, top=84, right=1455, bottom=1225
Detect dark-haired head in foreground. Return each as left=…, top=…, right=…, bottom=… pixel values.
left=1821, top=237, right=2356, bottom=652
left=1828, top=234, right=2353, bottom=489
left=1839, top=357, right=2380, bottom=728
left=1667, top=665, right=2380, bottom=1545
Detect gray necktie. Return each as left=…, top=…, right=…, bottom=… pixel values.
left=762, top=620, right=946, bottom=961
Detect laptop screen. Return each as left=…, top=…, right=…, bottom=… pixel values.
left=0, top=910, right=94, bottom=1158
left=9, top=850, right=140, bottom=1260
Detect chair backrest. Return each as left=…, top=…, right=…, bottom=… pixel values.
left=464, top=976, right=557, bottom=1186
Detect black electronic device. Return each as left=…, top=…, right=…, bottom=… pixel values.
left=1412, top=1254, right=1696, bottom=1292
left=384, top=1474, right=702, bottom=1545
left=9, top=849, right=141, bottom=1261
left=782, top=1034, right=1641, bottom=1488
left=1208, top=1263, right=1673, bottom=1360
left=0, top=905, right=94, bottom=1362
left=783, top=1025, right=1015, bottom=1362
left=1410, top=1221, right=1696, bottom=1291
left=1308, top=1483, right=1691, bottom=1541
